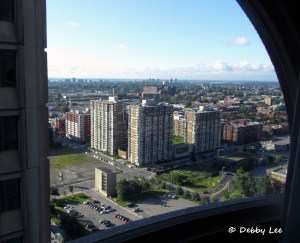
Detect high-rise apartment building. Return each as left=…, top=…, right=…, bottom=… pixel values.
left=90, top=97, right=128, bottom=155
left=66, top=109, right=91, bottom=143
left=185, top=110, right=221, bottom=153
left=128, top=100, right=173, bottom=166
left=173, top=114, right=186, bottom=138
left=0, top=1, right=49, bottom=242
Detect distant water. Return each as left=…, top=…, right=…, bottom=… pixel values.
left=48, top=78, right=278, bottom=84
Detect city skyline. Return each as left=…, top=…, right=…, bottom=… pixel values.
left=46, top=1, right=277, bottom=81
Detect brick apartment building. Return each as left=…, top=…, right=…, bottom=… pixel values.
left=66, top=109, right=91, bottom=143
left=222, top=119, right=263, bottom=145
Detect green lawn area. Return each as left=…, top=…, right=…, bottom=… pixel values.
left=158, top=166, right=222, bottom=192
left=53, top=193, right=92, bottom=205
left=172, top=136, right=184, bottom=145
left=49, top=148, right=101, bottom=169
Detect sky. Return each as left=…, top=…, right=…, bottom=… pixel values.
left=46, top=0, right=278, bottom=81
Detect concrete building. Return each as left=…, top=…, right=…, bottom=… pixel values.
left=128, top=100, right=173, bottom=166
left=222, top=120, right=263, bottom=145
left=0, top=1, right=50, bottom=242
left=265, top=96, right=273, bottom=106
left=185, top=110, right=221, bottom=153
left=90, top=97, right=128, bottom=155
left=66, top=109, right=91, bottom=143
left=95, top=167, right=117, bottom=197
left=173, top=114, right=186, bottom=138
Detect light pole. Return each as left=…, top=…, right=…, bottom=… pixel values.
left=221, top=166, right=225, bottom=178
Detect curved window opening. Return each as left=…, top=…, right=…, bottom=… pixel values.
left=46, top=1, right=289, bottom=241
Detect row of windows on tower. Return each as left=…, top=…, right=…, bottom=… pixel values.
left=0, top=50, right=16, bottom=87
left=0, top=0, right=14, bottom=22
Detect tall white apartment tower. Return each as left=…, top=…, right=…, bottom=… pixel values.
left=128, top=100, right=173, bottom=166
left=185, top=110, right=221, bottom=153
left=90, top=97, right=128, bottom=155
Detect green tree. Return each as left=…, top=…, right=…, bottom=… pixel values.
left=183, top=190, right=191, bottom=199
left=201, top=196, right=210, bottom=205
left=170, top=173, right=188, bottom=186
left=116, top=179, right=130, bottom=201
left=192, top=192, right=201, bottom=201
left=68, top=185, right=74, bottom=194
left=185, top=101, right=192, bottom=108
left=176, top=186, right=184, bottom=195
left=59, top=213, right=85, bottom=239
left=50, top=187, right=60, bottom=196
left=221, top=189, right=230, bottom=200
left=274, top=155, right=283, bottom=163
left=231, top=168, right=256, bottom=196
left=140, top=178, right=151, bottom=192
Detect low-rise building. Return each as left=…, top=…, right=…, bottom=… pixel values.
left=95, top=167, right=117, bottom=197
left=222, top=120, right=262, bottom=145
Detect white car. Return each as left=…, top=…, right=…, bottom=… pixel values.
left=100, top=210, right=109, bottom=214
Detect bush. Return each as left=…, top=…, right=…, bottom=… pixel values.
left=176, top=186, right=184, bottom=195
left=183, top=190, right=191, bottom=199
left=50, top=187, right=60, bottom=196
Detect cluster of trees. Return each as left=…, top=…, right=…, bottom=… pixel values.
left=50, top=200, right=85, bottom=239
left=231, top=168, right=284, bottom=197
left=116, top=178, right=151, bottom=201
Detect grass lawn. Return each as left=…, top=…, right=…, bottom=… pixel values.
left=158, top=166, right=222, bottom=192
left=172, top=136, right=184, bottom=145
left=49, top=148, right=101, bottom=169
left=52, top=192, right=92, bottom=206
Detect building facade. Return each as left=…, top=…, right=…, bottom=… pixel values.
left=222, top=120, right=263, bottom=145
left=54, top=117, right=66, bottom=138
left=173, top=114, right=186, bottom=138
left=185, top=110, right=221, bottom=153
left=265, top=96, right=272, bottom=106
left=0, top=0, right=49, bottom=242
left=95, top=167, right=117, bottom=197
left=128, top=100, right=173, bottom=166
left=90, top=97, right=128, bottom=155
left=66, top=109, right=91, bottom=143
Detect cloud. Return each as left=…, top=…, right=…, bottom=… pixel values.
left=47, top=48, right=276, bottom=80
left=232, top=36, right=250, bottom=46
left=117, top=44, right=127, bottom=49
left=67, top=21, right=78, bottom=27
left=213, top=61, right=232, bottom=72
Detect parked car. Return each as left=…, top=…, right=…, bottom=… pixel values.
left=127, top=202, right=136, bottom=208
left=100, top=210, right=109, bottom=214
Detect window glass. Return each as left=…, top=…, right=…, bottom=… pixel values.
left=0, top=116, right=18, bottom=151
left=2, top=237, right=22, bottom=243
left=0, top=50, right=16, bottom=87
left=0, top=178, right=21, bottom=213
left=0, top=0, right=14, bottom=21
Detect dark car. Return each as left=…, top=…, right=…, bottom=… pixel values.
left=127, top=203, right=136, bottom=208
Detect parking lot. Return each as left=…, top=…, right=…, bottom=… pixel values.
left=73, top=203, right=132, bottom=231
left=58, top=188, right=198, bottom=235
